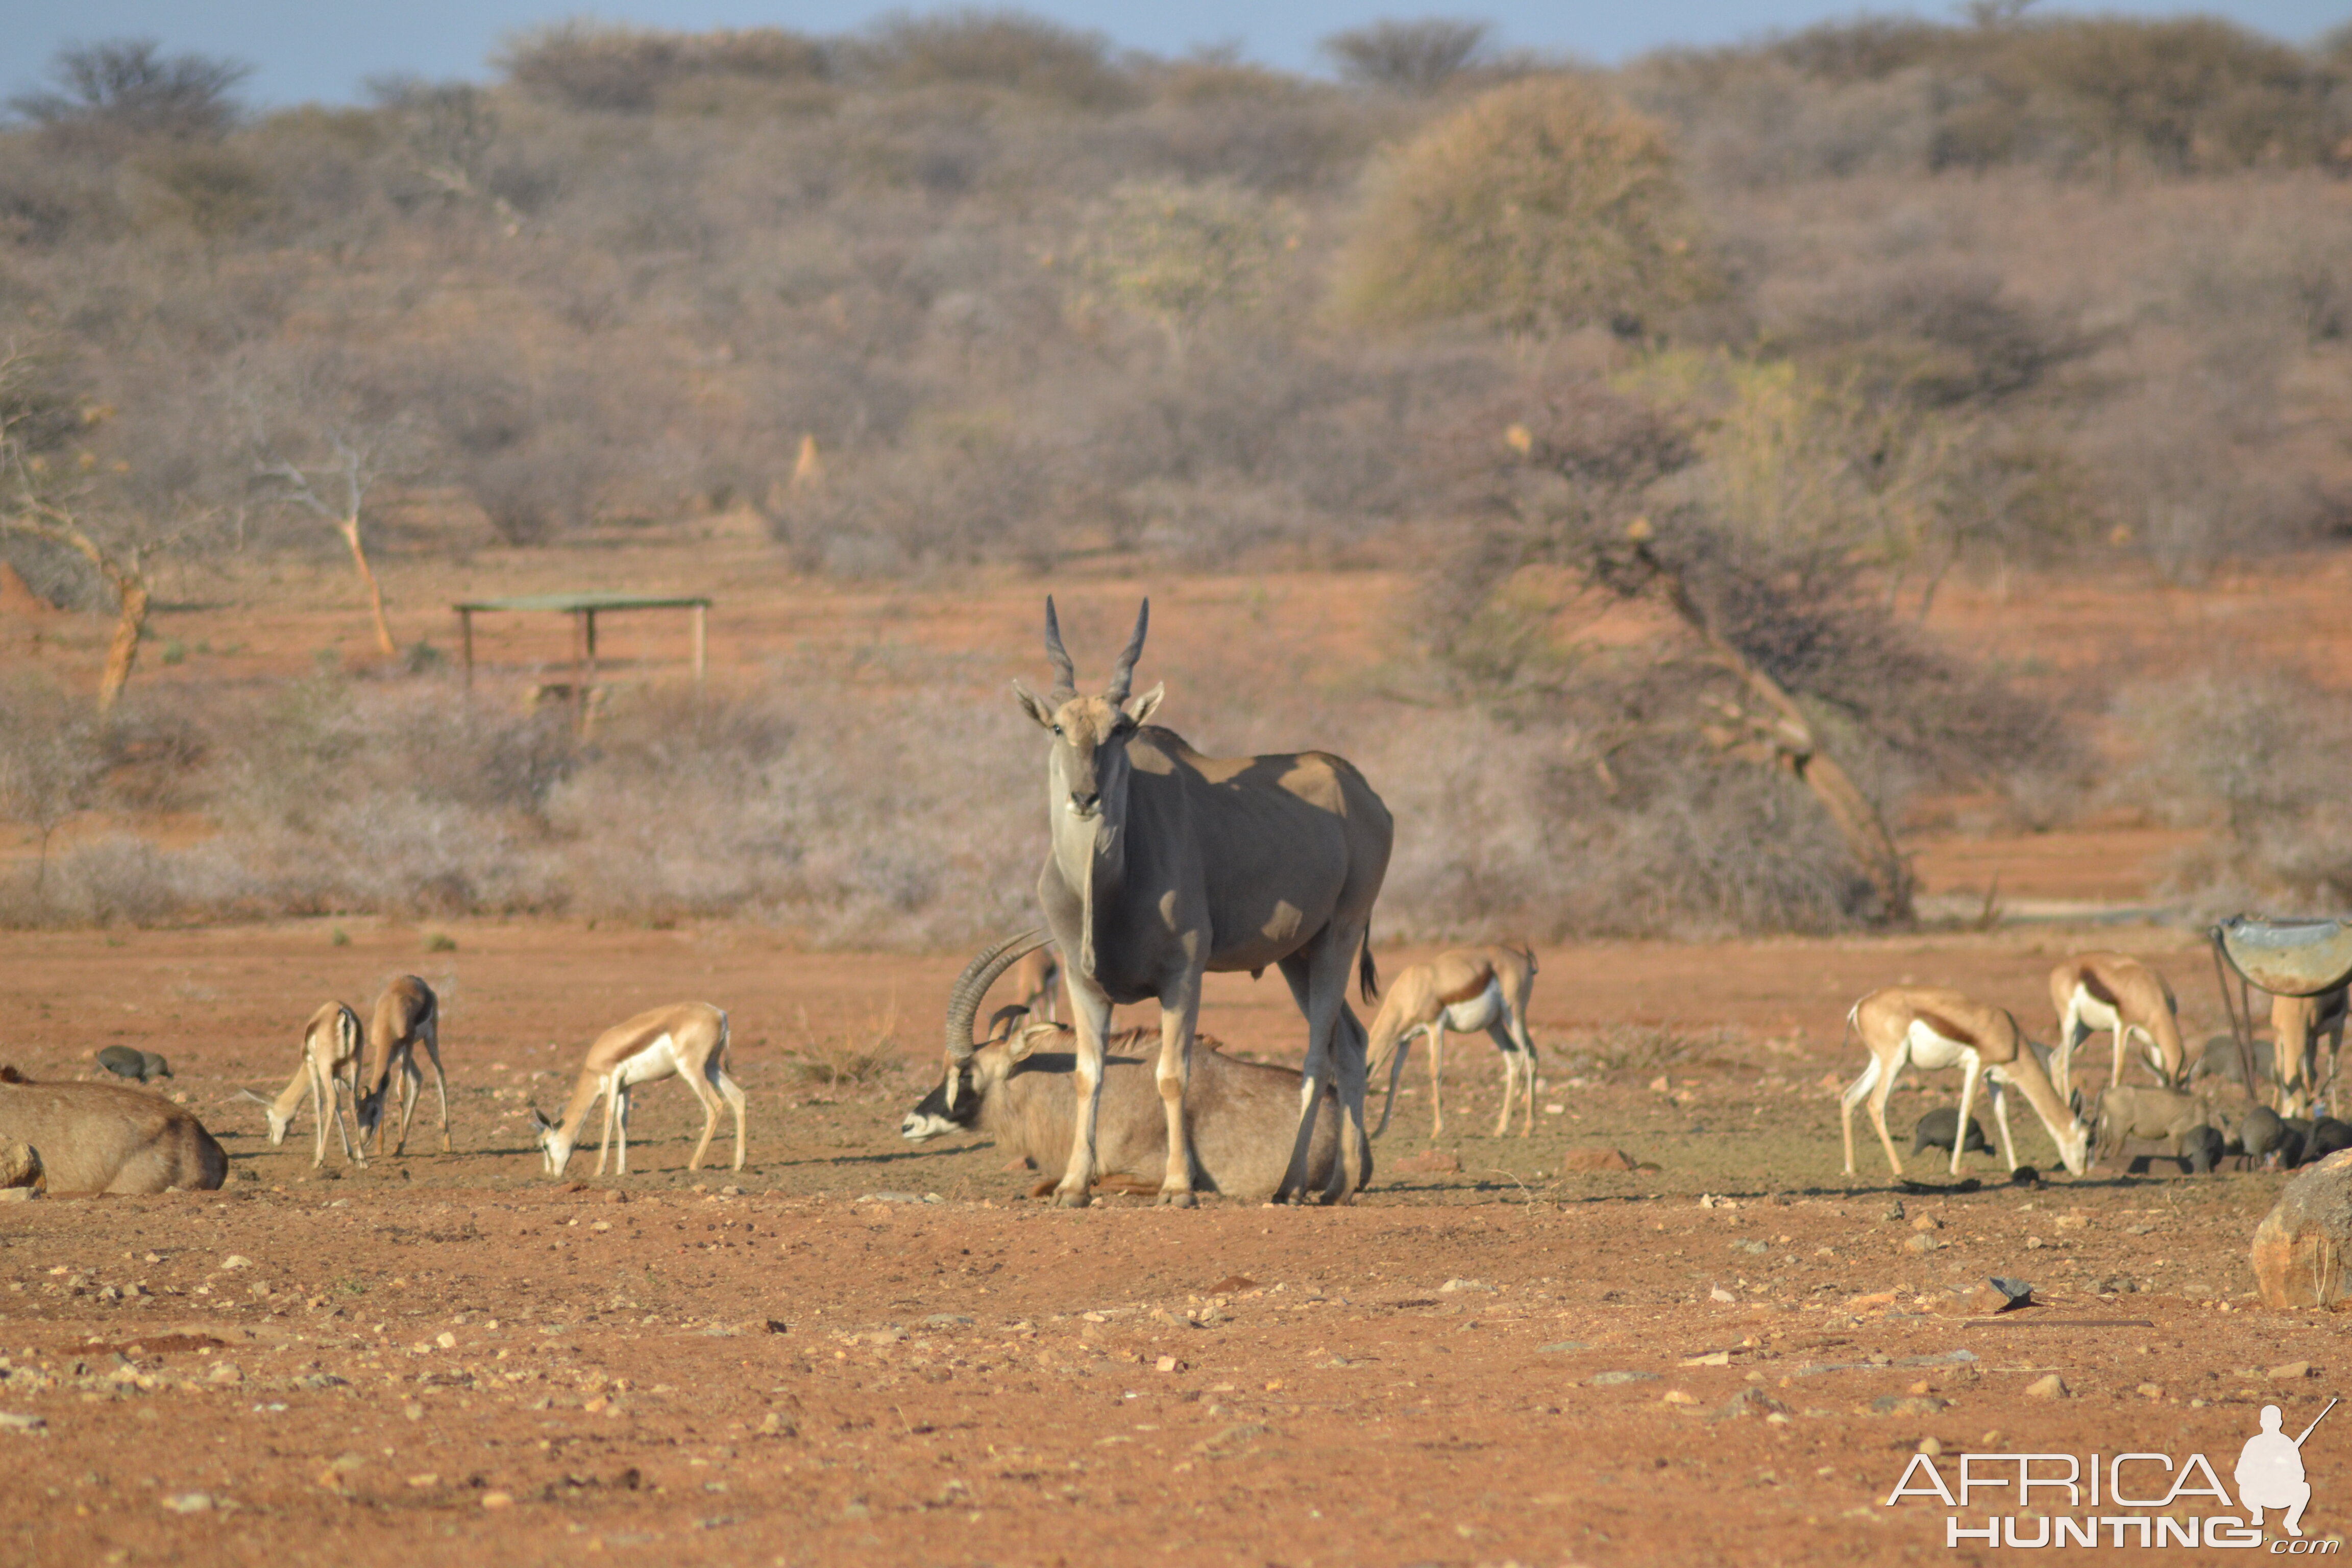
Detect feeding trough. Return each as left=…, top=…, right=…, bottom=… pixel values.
left=2210, top=916, right=2352, bottom=1102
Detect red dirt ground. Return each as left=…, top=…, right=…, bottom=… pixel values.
left=0, top=921, right=2342, bottom=1566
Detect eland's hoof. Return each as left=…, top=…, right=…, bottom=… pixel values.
left=1055, top=1186, right=1093, bottom=1209
left=1159, top=1189, right=1197, bottom=1209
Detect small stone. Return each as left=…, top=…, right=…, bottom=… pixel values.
left=923, top=1314, right=974, bottom=1329
left=2054, top=1213, right=2088, bottom=1231
left=1156, top=1356, right=1180, bottom=1373
left=1709, top=1286, right=1738, bottom=1304
left=1439, top=1278, right=1494, bottom=1294
left=2024, top=1374, right=2068, bottom=1400
left=1590, top=1371, right=1658, bottom=1387
left=1910, top=1215, right=1941, bottom=1232
left=2269, top=1361, right=2312, bottom=1381
left=1901, top=1234, right=1941, bottom=1254
left=2136, top=1382, right=2164, bottom=1399
left=480, top=1491, right=513, bottom=1510
left=1559, top=1147, right=1637, bottom=1172
left=160, top=1492, right=214, bottom=1514
left=206, top=1362, right=243, bottom=1385
left=219, top=1256, right=252, bottom=1270
left=0, top=1412, right=45, bottom=1433
left=406, top=1473, right=439, bottom=1488
left=1661, top=1390, right=1699, bottom=1405
left=403, top=1403, right=424, bottom=1422
left=756, top=1412, right=796, bottom=1437
left=435, top=1332, right=457, bottom=1350
left=1918, top=1437, right=1944, bottom=1457
left=0, top=1142, right=40, bottom=1190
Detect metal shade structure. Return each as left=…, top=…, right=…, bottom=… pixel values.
left=451, top=591, right=712, bottom=699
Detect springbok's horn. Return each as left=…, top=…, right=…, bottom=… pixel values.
left=1105, top=598, right=1148, bottom=701
left=1042, top=597, right=1076, bottom=700
left=944, top=929, right=1050, bottom=1067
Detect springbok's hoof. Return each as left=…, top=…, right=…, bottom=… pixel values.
left=1055, top=1187, right=1093, bottom=1209
left=1159, top=1189, right=1197, bottom=1209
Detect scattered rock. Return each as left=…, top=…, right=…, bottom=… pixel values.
left=1681, top=1351, right=1733, bottom=1367
left=1872, top=1394, right=1949, bottom=1416
left=1205, top=1275, right=1256, bottom=1295
left=2251, top=1151, right=2352, bottom=1307
left=1155, top=1355, right=1182, bottom=1373
left=1194, top=1422, right=1270, bottom=1453
left=435, top=1332, right=457, bottom=1350
left=480, top=1491, right=513, bottom=1509
left=602, top=1189, right=628, bottom=1205
left=160, top=1493, right=214, bottom=1514
left=1559, top=1147, right=1637, bottom=1172
left=0, top=1141, right=41, bottom=1191
left=0, top=1412, right=44, bottom=1434
left=1910, top=1215, right=1942, bottom=1232
left=923, top=1314, right=973, bottom=1329
left=1590, top=1371, right=1658, bottom=1387
left=858, top=1192, right=924, bottom=1204
left=1918, top=1437, right=1945, bottom=1457
left=1438, top=1278, right=1494, bottom=1294
left=1931, top=1279, right=2032, bottom=1316
left=1395, top=1150, right=1461, bottom=1175
left=762, top=1320, right=790, bottom=1335
left=756, top=1412, right=796, bottom=1437
left=2024, top=1374, right=2068, bottom=1400
left=1709, top=1286, right=1738, bottom=1304
left=219, top=1256, right=252, bottom=1271
left=1714, top=1386, right=1790, bottom=1419
left=2269, top=1361, right=2313, bottom=1381
left=206, top=1362, right=243, bottom=1386
left=1537, top=1341, right=1587, bottom=1354
left=1901, top=1233, right=1942, bottom=1255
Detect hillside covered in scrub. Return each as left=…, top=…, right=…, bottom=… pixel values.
left=4, top=11, right=2352, bottom=940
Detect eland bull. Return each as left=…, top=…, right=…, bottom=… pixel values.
left=907, top=933, right=1367, bottom=1200
left=1013, top=598, right=1392, bottom=1206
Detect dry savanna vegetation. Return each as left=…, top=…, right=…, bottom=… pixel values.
left=3, top=12, right=2352, bottom=939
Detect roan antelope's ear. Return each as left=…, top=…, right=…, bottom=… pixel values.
left=529, top=1108, right=553, bottom=1132
left=1121, top=682, right=1164, bottom=727
left=1006, top=1024, right=1052, bottom=1063
left=1012, top=679, right=1058, bottom=731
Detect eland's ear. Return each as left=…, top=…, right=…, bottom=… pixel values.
left=1122, top=682, right=1164, bottom=727
left=1012, top=679, right=1057, bottom=731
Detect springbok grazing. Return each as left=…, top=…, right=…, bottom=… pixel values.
left=2271, top=987, right=2348, bottom=1118
left=354, top=976, right=449, bottom=1157
left=2048, top=952, right=2188, bottom=1093
left=529, top=1002, right=746, bottom=1177
left=1365, top=944, right=1540, bottom=1139
left=1007, top=942, right=1060, bottom=1026
left=238, top=1001, right=365, bottom=1169
left=1012, top=599, right=1392, bottom=1206
left=908, top=934, right=1366, bottom=1200
left=1841, top=986, right=2090, bottom=1179
left=0, top=1070, right=226, bottom=1192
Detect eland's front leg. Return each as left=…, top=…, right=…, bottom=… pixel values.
left=1056, top=979, right=1116, bottom=1208
left=1154, top=975, right=1202, bottom=1207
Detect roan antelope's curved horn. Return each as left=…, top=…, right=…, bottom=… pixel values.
left=945, top=929, right=1050, bottom=1067
left=1105, top=598, right=1149, bottom=701
left=1042, top=597, right=1077, bottom=701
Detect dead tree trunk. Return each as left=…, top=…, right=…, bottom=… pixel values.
left=1644, top=544, right=1916, bottom=923
left=1, top=508, right=153, bottom=715
left=336, top=513, right=398, bottom=656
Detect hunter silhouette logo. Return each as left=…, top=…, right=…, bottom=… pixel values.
left=2241, top=1400, right=2335, bottom=1538
left=1883, top=1395, right=2341, bottom=1550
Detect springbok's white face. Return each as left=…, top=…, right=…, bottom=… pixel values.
left=529, top=1108, right=574, bottom=1176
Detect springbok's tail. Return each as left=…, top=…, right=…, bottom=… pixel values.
left=1359, top=940, right=1380, bottom=1003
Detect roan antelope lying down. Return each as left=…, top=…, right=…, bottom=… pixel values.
left=1841, top=986, right=2090, bottom=1178
left=0, top=1069, right=226, bottom=1193
left=904, top=938, right=1368, bottom=1201
left=530, top=1002, right=746, bottom=1177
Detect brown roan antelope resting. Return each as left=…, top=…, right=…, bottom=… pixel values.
left=1013, top=598, right=1393, bottom=1206
left=354, top=975, right=450, bottom=1157
left=1841, top=986, right=2090, bottom=1179
left=2048, top=951, right=2188, bottom=1093
left=908, top=933, right=1367, bottom=1200
left=530, top=1002, right=746, bottom=1177
left=0, top=1068, right=227, bottom=1193
left=1366, top=944, right=1540, bottom=1139
left=238, top=1000, right=366, bottom=1169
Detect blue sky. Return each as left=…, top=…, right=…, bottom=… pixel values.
left=3, top=0, right=2343, bottom=108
